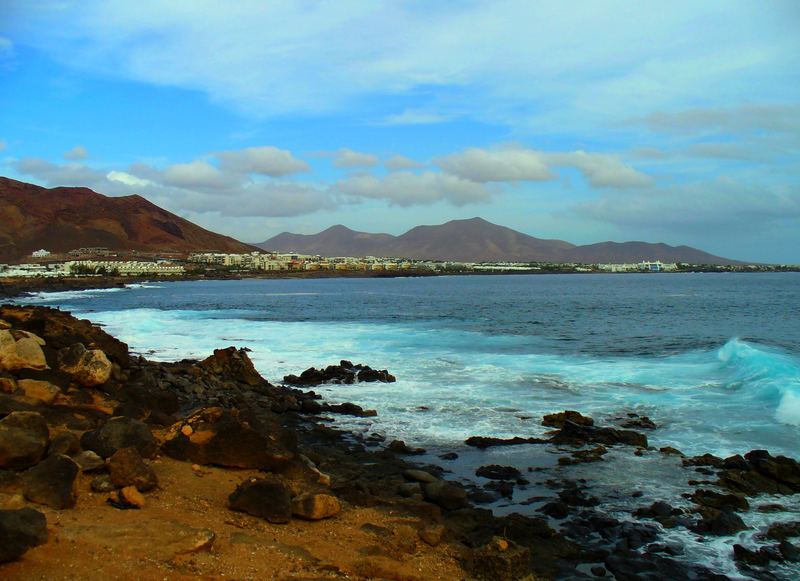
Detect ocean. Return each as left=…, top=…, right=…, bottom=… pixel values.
left=17, top=272, right=800, bottom=578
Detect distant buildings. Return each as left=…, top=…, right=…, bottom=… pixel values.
left=31, top=249, right=51, bottom=258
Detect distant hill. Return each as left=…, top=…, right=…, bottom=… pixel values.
left=257, top=217, right=740, bottom=264
left=0, top=177, right=257, bottom=262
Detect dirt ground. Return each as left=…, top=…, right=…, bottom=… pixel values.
left=0, top=457, right=468, bottom=580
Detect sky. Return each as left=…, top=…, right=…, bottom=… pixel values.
left=1, top=1, right=799, bottom=263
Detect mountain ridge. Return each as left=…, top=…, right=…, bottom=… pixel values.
left=257, top=217, right=740, bottom=264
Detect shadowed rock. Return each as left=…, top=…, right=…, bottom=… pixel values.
left=0, top=508, right=48, bottom=563
left=229, top=476, right=292, bottom=524
left=0, top=411, right=50, bottom=469
left=23, top=454, right=80, bottom=509
left=108, top=447, right=158, bottom=492
left=81, top=416, right=157, bottom=459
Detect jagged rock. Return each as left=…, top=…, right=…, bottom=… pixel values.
left=691, top=510, right=747, bottom=536
left=476, top=465, right=522, bottom=481
left=291, top=492, right=341, bottom=520
left=74, top=450, right=105, bottom=472
left=0, top=411, right=50, bottom=469
left=422, top=480, right=470, bottom=511
left=326, top=402, right=378, bottom=417
left=0, top=329, right=49, bottom=372
left=58, top=343, right=112, bottom=387
left=387, top=440, right=425, bottom=455
left=81, top=416, right=157, bottom=459
left=763, top=521, right=800, bottom=541
left=468, top=537, right=530, bottom=581
left=284, top=361, right=395, bottom=386
left=659, top=446, right=684, bottom=456
left=47, top=431, right=81, bottom=457
left=199, top=347, right=265, bottom=386
left=733, top=544, right=775, bottom=567
left=465, top=435, right=545, bottom=449
left=17, top=379, right=61, bottom=405
left=108, top=447, right=158, bottom=492
left=620, top=414, right=657, bottom=430
left=682, top=453, right=723, bottom=468
left=549, top=421, right=647, bottom=448
left=22, top=454, right=80, bottom=509
left=540, top=501, right=569, bottom=519
left=107, top=485, right=145, bottom=509
left=717, top=450, right=800, bottom=496
left=162, top=408, right=293, bottom=471
left=228, top=476, right=292, bottom=524
left=0, top=507, right=48, bottom=563
left=542, top=410, right=594, bottom=428
left=690, top=489, right=749, bottom=512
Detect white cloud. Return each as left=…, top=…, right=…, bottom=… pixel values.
left=640, top=104, right=800, bottom=136
left=547, top=151, right=653, bottom=189
left=216, top=146, right=309, bottom=176
left=379, top=109, right=451, bottom=126
left=63, top=145, right=88, bottom=160
left=160, top=160, right=234, bottom=191
left=0, top=139, right=6, bottom=152
left=385, top=154, right=423, bottom=171
left=332, top=148, right=379, bottom=169
left=438, top=147, right=552, bottom=183
left=106, top=170, right=153, bottom=188
left=336, top=171, right=492, bottom=207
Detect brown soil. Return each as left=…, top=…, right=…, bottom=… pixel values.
left=0, top=456, right=466, bottom=580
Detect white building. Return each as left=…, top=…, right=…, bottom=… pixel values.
left=31, top=249, right=51, bottom=258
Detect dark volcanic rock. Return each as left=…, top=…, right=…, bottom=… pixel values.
left=23, top=454, right=80, bottom=509
left=0, top=507, right=48, bottom=563
left=620, top=414, right=657, bottom=430
left=476, top=465, right=522, bottom=481
left=47, top=431, right=81, bottom=457
left=691, top=510, right=747, bottom=536
left=80, top=416, right=157, bottom=459
left=284, top=361, right=395, bottom=386
left=542, top=410, right=594, bottom=428
left=108, top=447, right=158, bottom=492
left=326, top=402, right=377, bottom=417
left=465, top=435, right=545, bottom=449
left=717, top=450, right=800, bottom=496
left=228, top=476, right=292, bottom=524
left=0, top=411, right=50, bottom=469
left=387, top=440, right=425, bottom=455
left=549, top=421, right=647, bottom=448
left=199, top=347, right=265, bottom=386
left=422, top=480, right=470, bottom=511
left=162, top=408, right=294, bottom=471
left=468, top=537, right=530, bottom=581
left=690, top=489, right=749, bottom=512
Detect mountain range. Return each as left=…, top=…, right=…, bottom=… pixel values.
left=0, top=177, right=255, bottom=262
left=258, top=218, right=739, bottom=264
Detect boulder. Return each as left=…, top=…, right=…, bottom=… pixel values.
left=422, top=480, right=470, bottom=511
left=0, top=329, right=49, bottom=372
left=542, top=410, right=594, bottom=429
left=291, top=493, right=341, bottom=520
left=74, top=450, right=105, bottom=472
left=690, top=489, right=749, bottom=512
left=107, top=485, right=146, bottom=509
left=549, top=421, right=647, bottom=448
left=17, top=379, right=61, bottom=405
left=691, top=510, right=747, bottom=536
left=402, top=469, right=438, bottom=484
left=47, top=431, right=81, bottom=457
left=58, top=343, right=112, bottom=387
left=468, top=537, right=531, bottom=581
left=476, top=465, right=522, bottom=481
left=465, top=435, right=545, bottom=449
left=22, top=454, right=80, bottom=509
left=0, top=507, right=48, bottom=563
left=387, top=440, right=426, bottom=455
left=0, top=411, right=50, bottom=469
left=228, top=476, right=292, bottom=524
left=80, top=416, right=157, bottom=459
left=108, top=447, right=158, bottom=492
left=199, top=347, right=265, bottom=386
left=162, top=408, right=293, bottom=470
left=90, top=474, right=116, bottom=492
left=284, top=361, right=395, bottom=386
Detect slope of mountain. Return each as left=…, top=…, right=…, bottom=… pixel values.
left=257, top=217, right=739, bottom=264
left=0, top=177, right=256, bottom=261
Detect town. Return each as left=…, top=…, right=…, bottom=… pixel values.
left=1, top=247, right=796, bottom=279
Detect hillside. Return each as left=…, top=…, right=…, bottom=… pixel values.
left=257, top=217, right=739, bottom=264
left=0, top=177, right=257, bottom=261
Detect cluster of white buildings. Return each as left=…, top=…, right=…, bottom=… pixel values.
left=65, top=260, right=185, bottom=276
left=596, top=261, right=679, bottom=273
left=188, top=252, right=426, bottom=272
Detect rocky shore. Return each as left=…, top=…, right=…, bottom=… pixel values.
left=1, top=305, right=799, bottom=580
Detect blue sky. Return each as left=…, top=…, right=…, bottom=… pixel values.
left=1, top=1, right=799, bottom=262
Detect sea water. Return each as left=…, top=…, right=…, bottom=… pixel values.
left=17, top=273, right=800, bottom=578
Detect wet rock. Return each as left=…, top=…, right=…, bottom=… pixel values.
left=682, top=453, right=723, bottom=468
left=722, top=454, right=749, bottom=470
left=291, top=492, right=341, bottom=520
left=540, top=501, right=569, bottom=519
left=162, top=408, right=293, bottom=471
left=199, top=347, right=265, bottom=386
left=485, top=480, right=515, bottom=499
left=387, top=440, right=425, bottom=455
left=691, top=510, right=747, bottom=536
left=468, top=537, right=530, bottom=581
left=620, top=414, right=657, bottom=430
left=763, top=520, right=800, bottom=541
left=0, top=328, right=49, bottom=372
left=23, top=454, right=80, bottom=509
left=659, top=446, right=684, bottom=456
left=733, top=543, right=774, bottom=567
left=81, top=416, right=157, bottom=459
left=779, top=540, right=800, bottom=562
left=690, top=489, right=749, bottom=512
left=558, top=485, right=599, bottom=507
left=558, top=445, right=608, bottom=465
left=58, top=343, right=112, bottom=386
left=74, top=450, right=104, bottom=472
left=549, top=421, right=647, bottom=448
left=465, top=435, right=545, bottom=449
left=17, top=379, right=61, bottom=405
left=422, top=480, right=470, bottom=511
left=604, top=550, right=696, bottom=581
left=228, top=476, right=292, bottom=524
left=403, top=469, right=438, bottom=483
left=542, top=410, right=594, bottom=428
left=476, top=465, right=522, bottom=481
left=47, top=431, right=81, bottom=457
left=107, top=485, right=145, bottom=509
left=614, top=522, right=660, bottom=551
left=440, top=452, right=459, bottom=460
left=0, top=507, right=48, bottom=563
left=0, top=411, right=50, bottom=469
left=591, top=565, right=607, bottom=577
left=108, top=447, right=158, bottom=492
left=90, top=474, right=116, bottom=492
left=284, top=361, right=395, bottom=386
left=326, top=402, right=378, bottom=417
left=633, top=501, right=681, bottom=520
left=397, top=482, right=422, bottom=497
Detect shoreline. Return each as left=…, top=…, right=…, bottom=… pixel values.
left=1, top=304, right=798, bottom=579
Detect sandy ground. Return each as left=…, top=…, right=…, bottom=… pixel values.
left=0, top=457, right=467, bottom=580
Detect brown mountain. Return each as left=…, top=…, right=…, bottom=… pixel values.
left=257, top=217, right=740, bottom=264
left=0, top=177, right=257, bottom=262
